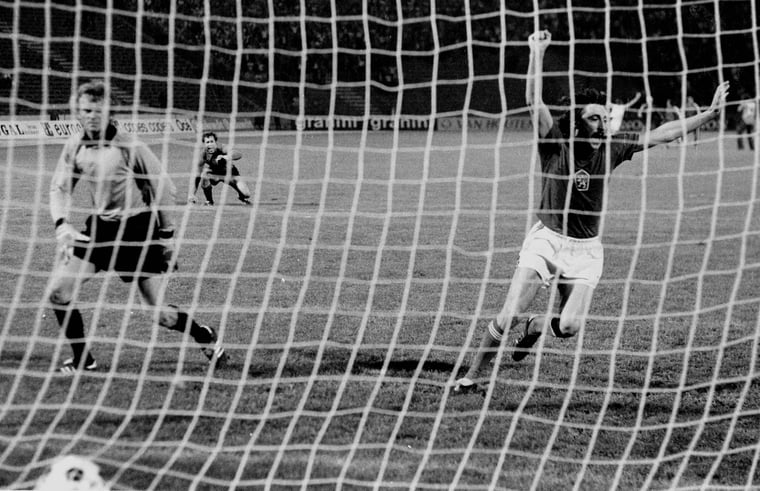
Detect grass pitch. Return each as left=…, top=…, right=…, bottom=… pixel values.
left=2, top=130, right=760, bottom=489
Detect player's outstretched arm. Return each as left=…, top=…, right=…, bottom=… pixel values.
left=525, top=30, right=553, bottom=138
left=640, top=81, right=729, bottom=149
left=50, top=140, right=90, bottom=260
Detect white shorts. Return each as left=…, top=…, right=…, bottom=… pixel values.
left=517, top=222, right=604, bottom=289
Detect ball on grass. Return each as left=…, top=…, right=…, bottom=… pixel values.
left=171, top=376, right=188, bottom=390
left=34, top=455, right=108, bottom=491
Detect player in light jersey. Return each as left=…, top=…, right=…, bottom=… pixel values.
left=737, top=97, right=756, bottom=150
left=608, top=92, right=641, bottom=134
left=188, top=132, right=252, bottom=205
left=48, top=80, right=227, bottom=374
left=454, top=31, right=730, bottom=394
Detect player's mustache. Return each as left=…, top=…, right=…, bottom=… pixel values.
left=578, top=130, right=606, bottom=140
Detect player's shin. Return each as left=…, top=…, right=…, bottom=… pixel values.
left=462, top=320, right=505, bottom=379
left=167, top=306, right=214, bottom=344
left=231, top=180, right=252, bottom=203
left=202, top=186, right=214, bottom=204
left=53, top=307, right=93, bottom=366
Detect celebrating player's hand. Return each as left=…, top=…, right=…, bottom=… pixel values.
left=707, top=81, right=730, bottom=115
left=528, top=30, right=551, bottom=52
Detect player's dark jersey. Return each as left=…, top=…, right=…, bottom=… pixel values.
left=202, top=148, right=228, bottom=175
left=536, top=123, right=639, bottom=239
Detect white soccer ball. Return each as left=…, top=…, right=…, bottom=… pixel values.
left=34, top=455, right=109, bottom=491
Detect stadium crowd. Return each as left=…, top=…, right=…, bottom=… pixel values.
left=130, top=0, right=756, bottom=117
left=0, top=0, right=737, bottom=120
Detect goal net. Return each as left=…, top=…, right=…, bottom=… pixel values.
left=2, top=0, right=759, bottom=489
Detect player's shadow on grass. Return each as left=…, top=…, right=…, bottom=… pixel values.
left=247, top=347, right=457, bottom=379
left=358, top=357, right=458, bottom=377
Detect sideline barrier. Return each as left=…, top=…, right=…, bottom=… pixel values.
left=296, top=115, right=431, bottom=131
left=0, top=113, right=724, bottom=142
left=0, top=116, right=196, bottom=141
left=194, top=116, right=257, bottom=132
left=435, top=116, right=721, bottom=132
left=436, top=116, right=532, bottom=132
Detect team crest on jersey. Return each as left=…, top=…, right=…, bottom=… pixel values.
left=574, top=169, right=590, bottom=191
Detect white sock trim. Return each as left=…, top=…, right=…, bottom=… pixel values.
left=488, top=320, right=503, bottom=342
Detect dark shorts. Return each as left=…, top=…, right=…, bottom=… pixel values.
left=72, top=212, right=167, bottom=282
left=738, top=121, right=755, bottom=132
left=205, top=164, right=240, bottom=182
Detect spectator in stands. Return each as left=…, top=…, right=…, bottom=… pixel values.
left=736, top=95, right=757, bottom=150
left=0, top=71, right=12, bottom=91
left=682, top=95, right=702, bottom=145
left=242, top=61, right=258, bottom=83
left=636, top=94, right=659, bottom=127
left=664, top=99, right=680, bottom=145
left=664, top=99, right=679, bottom=123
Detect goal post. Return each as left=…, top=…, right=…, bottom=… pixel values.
left=2, top=1, right=760, bottom=490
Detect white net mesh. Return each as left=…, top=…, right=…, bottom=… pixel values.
left=1, top=0, right=759, bottom=489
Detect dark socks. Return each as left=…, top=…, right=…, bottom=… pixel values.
left=202, top=186, right=214, bottom=203
left=54, top=307, right=93, bottom=365
left=172, top=311, right=213, bottom=344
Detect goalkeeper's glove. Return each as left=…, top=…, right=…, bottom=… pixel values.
left=187, top=195, right=197, bottom=204
left=158, top=228, right=178, bottom=273
left=55, top=219, right=90, bottom=263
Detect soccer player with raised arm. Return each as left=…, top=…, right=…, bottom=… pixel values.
left=454, top=30, right=729, bottom=394
left=188, top=132, right=253, bottom=206
left=47, top=80, right=227, bottom=374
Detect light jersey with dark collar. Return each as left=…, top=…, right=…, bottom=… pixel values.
left=49, top=123, right=176, bottom=225
left=536, top=122, right=640, bottom=239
